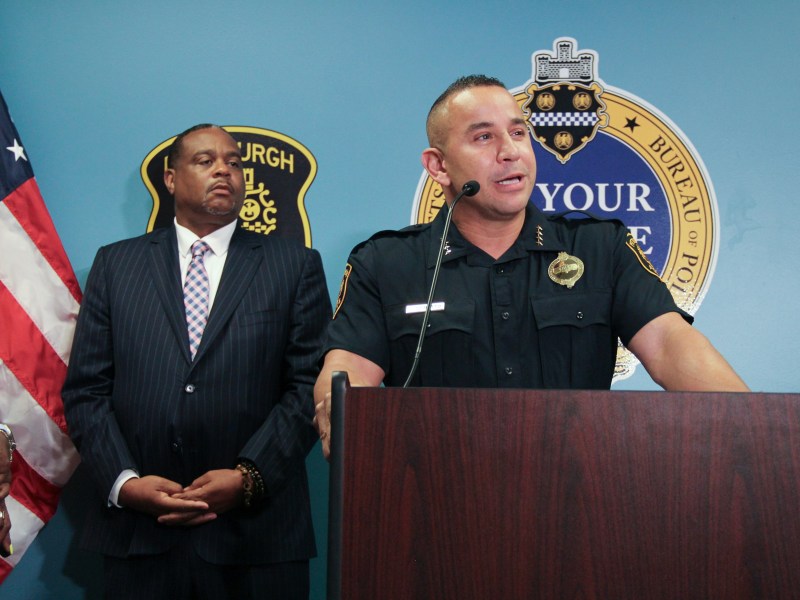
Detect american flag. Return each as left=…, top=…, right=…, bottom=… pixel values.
left=0, top=90, right=81, bottom=582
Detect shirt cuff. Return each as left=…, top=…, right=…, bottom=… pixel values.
left=108, top=469, right=139, bottom=507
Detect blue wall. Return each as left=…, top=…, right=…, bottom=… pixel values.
left=2, top=1, right=799, bottom=597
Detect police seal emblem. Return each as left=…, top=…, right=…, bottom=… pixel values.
left=412, top=38, right=719, bottom=383
left=521, top=41, right=608, bottom=164
left=141, top=126, right=318, bottom=247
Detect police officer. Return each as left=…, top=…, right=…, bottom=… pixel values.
left=313, top=75, right=748, bottom=458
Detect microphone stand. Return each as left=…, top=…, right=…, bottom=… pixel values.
left=402, top=180, right=479, bottom=388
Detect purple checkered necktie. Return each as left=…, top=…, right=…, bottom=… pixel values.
left=184, top=240, right=211, bottom=359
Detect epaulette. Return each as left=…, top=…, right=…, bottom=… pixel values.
left=350, top=223, right=430, bottom=253
left=396, top=222, right=432, bottom=235
left=547, top=209, right=624, bottom=226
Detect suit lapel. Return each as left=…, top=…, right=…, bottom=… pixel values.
left=192, top=228, right=262, bottom=363
left=148, top=227, right=193, bottom=363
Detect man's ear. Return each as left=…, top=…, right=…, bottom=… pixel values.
left=421, top=147, right=451, bottom=188
left=164, top=169, right=175, bottom=195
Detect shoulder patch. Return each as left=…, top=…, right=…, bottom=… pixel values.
left=625, top=232, right=662, bottom=280
left=332, top=263, right=352, bottom=319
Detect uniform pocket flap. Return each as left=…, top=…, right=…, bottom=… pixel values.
left=532, top=290, right=611, bottom=329
left=385, top=300, right=475, bottom=340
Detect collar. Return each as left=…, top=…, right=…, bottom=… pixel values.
left=516, top=203, right=564, bottom=252
left=426, top=202, right=565, bottom=268
left=175, top=218, right=238, bottom=258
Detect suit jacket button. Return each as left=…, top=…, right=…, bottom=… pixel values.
left=171, top=441, right=181, bottom=454
left=185, top=384, right=195, bottom=393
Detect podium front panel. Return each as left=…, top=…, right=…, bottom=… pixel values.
left=329, top=388, right=800, bottom=599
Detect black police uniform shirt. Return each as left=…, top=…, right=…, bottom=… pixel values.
left=325, top=202, right=692, bottom=389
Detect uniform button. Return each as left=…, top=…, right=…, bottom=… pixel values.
left=497, top=267, right=505, bottom=274
left=185, top=384, right=195, bottom=393
left=576, top=311, right=584, bottom=320
left=505, top=367, right=513, bottom=375
left=171, top=441, right=181, bottom=454
left=502, top=311, right=510, bottom=320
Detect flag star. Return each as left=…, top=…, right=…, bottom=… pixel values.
left=6, top=138, right=28, bottom=162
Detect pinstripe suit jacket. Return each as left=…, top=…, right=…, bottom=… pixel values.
left=62, top=224, right=330, bottom=565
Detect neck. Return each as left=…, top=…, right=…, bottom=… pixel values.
left=451, top=208, right=525, bottom=259
left=176, top=217, right=236, bottom=239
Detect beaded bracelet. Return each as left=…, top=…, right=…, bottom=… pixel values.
left=235, top=460, right=265, bottom=508
left=235, top=464, right=253, bottom=507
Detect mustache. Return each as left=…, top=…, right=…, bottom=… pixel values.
left=208, top=181, right=234, bottom=193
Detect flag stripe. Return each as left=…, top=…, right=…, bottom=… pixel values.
left=0, top=195, right=80, bottom=365
left=2, top=178, right=82, bottom=303
left=7, top=453, right=60, bottom=524
left=0, top=281, right=70, bottom=432
left=0, top=496, right=45, bottom=569
left=0, top=361, right=78, bottom=486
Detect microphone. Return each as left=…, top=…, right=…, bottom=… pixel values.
left=460, top=180, right=480, bottom=197
left=402, top=180, right=480, bottom=388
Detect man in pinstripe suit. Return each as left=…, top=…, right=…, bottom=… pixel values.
left=63, top=124, right=330, bottom=599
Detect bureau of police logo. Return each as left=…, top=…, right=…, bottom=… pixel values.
left=141, top=126, right=318, bottom=247
left=412, top=38, right=718, bottom=383
left=522, top=42, right=608, bottom=163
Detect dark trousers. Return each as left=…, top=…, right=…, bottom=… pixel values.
left=104, top=541, right=309, bottom=600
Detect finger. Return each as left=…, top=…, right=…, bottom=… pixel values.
left=177, top=482, right=206, bottom=495
left=184, top=473, right=212, bottom=491
left=322, top=437, right=331, bottom=461
left=161, top=497, right=209, bottom=512
left=148, top=477, right=185, bottom=495
left=157, top=509, right=207, bottom=524
left=315, top=408, right=329, bottom=435
left=158, top=511, right=217, bottom=527
left=0, top=536, right=10, bottom=558
left=314, top=401, right=326, bottom=420
left=171, top=489, right=207, bottom=503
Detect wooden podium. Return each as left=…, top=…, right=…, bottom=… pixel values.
left=327, top=374, right=800, bottom=599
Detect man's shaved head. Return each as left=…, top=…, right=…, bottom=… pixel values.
left=425, top=75, right=507, bottom=149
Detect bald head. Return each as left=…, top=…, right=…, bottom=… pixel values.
left=425, top=75, right=506, bottom=149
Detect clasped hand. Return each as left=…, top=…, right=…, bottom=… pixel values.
left=119, top=469, right=244, bottom=527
